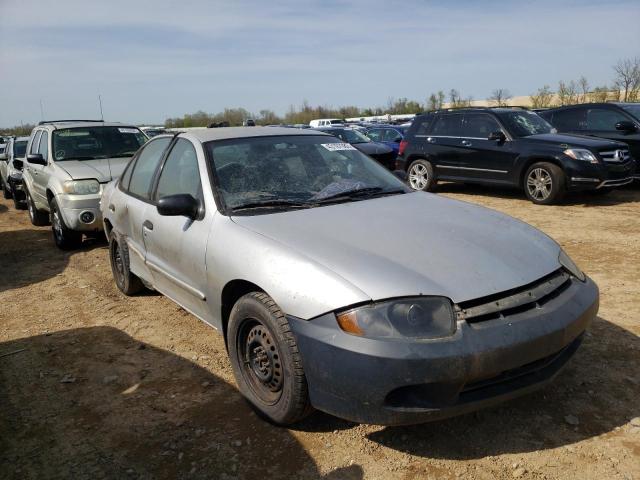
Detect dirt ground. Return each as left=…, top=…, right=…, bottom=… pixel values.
left=1, top=185, right=639, bottom=480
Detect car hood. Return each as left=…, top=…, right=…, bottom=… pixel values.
left=353, top=142, right=394, bottom=156
left=525, top=133, right=627, bottom=150
left=55, top=157, right=131, bottom=182
left=231, top=192, right=561, bottom=304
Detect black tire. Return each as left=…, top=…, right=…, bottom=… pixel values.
left=228, top=292, right=312, bottom=425
left=50, top=198, right=83, bottom=250
left=109, top=231, right=144, bottom=295
left=524, top=162, right=566, bottom=205
left=407, top=159, right=436, bottom=192
left=12, top=192, right=26, bottom=210
left=25, top=188, right=50, bottom=226
left=2, top=177, right=12, bottom=199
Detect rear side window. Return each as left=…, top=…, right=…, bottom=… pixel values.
left=30, top=131, right=42, bottom=154
left=586, top=108, right=629, bottom=131
left=430, top=114, right=464, bottom=136
left=463, top=113, right=501, bottom=138
left=367, top=129, right=383, bottom=141
left=382, top=129, right=402, bottom=142
left=38, top=132, right=49, bottom=160
left=551, top=108, right=586, bottom=130
left=127, top=137, right=171, bottom=200
left=155, top=139, right=202, bottom=201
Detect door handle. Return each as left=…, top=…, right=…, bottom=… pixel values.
left=461, top=140, right=472, bottom=146
left=143, top=220, right=154, bottom=231
left=426, top=137, right=436, bottom=143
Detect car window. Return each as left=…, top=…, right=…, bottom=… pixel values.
left=38, top=132, right=49, bottom=160
left=155, top=138, right=202, bottom=201
left=382, top=129, right=402, bottom=142
left=586, top=108, right=630, bottom=131
left=14, top=140, right=28, bottom=158
left=127, top=137, right=171, bottom=199
left=52, top=126, right=147, bottom=161
left=30, top=131, right=42, bottom=154
left=463, top=114, right=501, bottom=138
left=367, top=129, right=383, bottom=141
left=430, top=114, right=464, bottom=136
left=551, top=108, right=586, bottom=131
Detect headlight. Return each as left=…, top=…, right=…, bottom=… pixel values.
left=559, top=249, right=585, bottom=282
left=563, top=148, right=598, bottom=164
left=336, top=297, right=456, bottom=339
left=62, top=179, right=100, bottom=195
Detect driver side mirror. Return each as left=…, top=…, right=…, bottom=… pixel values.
left=157, top=194, right=199, bottom=219
left=488, top=131, right=506, bottom=142
left=27, top=153, right=46, bottom=165
left=615, top=121, right=637, bottom=133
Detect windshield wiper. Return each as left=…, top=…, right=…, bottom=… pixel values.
left=230, top=199, right=312, bottom=212
left=109, top=151, right=138, bottom=157
left=56, top=156, right=101, bottom=161
left=315, top=187, right=405, bottom=203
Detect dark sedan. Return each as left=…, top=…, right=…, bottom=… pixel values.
left=317, top=127, right=396, bottom=170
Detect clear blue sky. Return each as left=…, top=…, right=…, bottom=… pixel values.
left=1, top=0, right=638, bottom=126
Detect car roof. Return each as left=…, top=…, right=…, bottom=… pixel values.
left=37, top=121, right=140, bottom=130
left=185, top=127, right=331, bottom=143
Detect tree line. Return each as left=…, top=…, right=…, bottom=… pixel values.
left=2, top=57, right=638, bottom=134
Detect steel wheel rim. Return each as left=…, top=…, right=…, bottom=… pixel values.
left=409, top=164, right=429, bottom=190
left=237, top=319, right=283, bottom=405
left=526, top=168, right=552, bottom=200
left=112, top=241, right=126, bottom=285
left=27, top=195, right=35, bottom=220
left=52, top=207, right=64, bottom=242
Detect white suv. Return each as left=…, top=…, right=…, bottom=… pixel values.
left=22, top=120, right=148, bottom=249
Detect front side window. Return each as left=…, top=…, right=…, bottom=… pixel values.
left=367, top=129, right=383, bottom=141
left=127, top=137, right=171, bottom=199
left=430, top=114, right=464, bottom=136
left=620, top=104, right=640, bottom=121
left=155, top=139, right=202, bottom=201
left=52, top=126, right=147, bottom=161
left=586, top=108, right=630, bottom=131
left=497, top=111, right=554, bottom=137
left=207, top=135, right=406, bottom=213
left=549, top=109, right=585, bottom=131
left=463, top=114, right=501, bottom=138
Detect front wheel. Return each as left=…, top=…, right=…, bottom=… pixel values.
left=109, top=231, right=144, bottom=295
left=26, top=189, right=50, bottom=226
left=524, top=162, right=566, bottom=205
left=228, top=292, right=312, bottom=425
left=50, top=198, right=82, bottom=250
left=407, top=159, right=436, bottom=192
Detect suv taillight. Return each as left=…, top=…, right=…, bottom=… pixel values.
left=398, top=140, right=407, bottom=156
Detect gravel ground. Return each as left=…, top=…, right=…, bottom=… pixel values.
left=0, top=185, right=639, bottom=480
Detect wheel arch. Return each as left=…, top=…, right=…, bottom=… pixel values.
left=220, top=279, right=265, bottom=347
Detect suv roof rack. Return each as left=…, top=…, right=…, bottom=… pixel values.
left=37, top=119, right=106, bottom=126
left=421, top=106, right=529, bottom=114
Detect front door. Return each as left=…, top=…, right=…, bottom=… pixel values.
left=142, top=138, right=212, bottom=322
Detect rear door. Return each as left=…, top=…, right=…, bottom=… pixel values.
left=425, top=113, right=468, bottom=178
left=116, top=136, right=172, bottom=283
left=583, top=107, right=640, bottom=160
left=142, top=138, right=212, bottom=321
left=458, top=113, right=518, bottom=183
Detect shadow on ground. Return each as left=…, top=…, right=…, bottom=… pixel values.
left=0, top=229, right=106, bottom=293
left=0, top=327, right=363, bottom=480
left=435, top=182, right=640, bottom=206
left=365, top=316, right=640, bottom=460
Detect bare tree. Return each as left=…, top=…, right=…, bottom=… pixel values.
left=557, top=80, right=579, bottom=106
left=530, top=85, right=554, bottom=108
left=590, top=86, right=610, bottom=103
left=449, top=89, right=471, bottom=108
left=578, top=76, right=590, bottom=103
left=613, top=57, right=640, bottom=102
left=489, top=88, right=512, bottom=107
left=427, top=90, right=446, bottom=110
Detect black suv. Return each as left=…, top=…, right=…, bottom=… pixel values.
left=396, top=107, right=636, bottom=204
left=537, top=103, right=640, bottom=165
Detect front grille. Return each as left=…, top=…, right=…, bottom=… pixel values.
left=599, top=149, right=630, bottom=163
left=457, top=269, right=571, bottom=324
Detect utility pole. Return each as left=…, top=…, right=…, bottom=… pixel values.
left=98, top=95, right=104, bottom=121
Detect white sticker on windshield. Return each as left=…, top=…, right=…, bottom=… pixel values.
left=118, top=128, right=139, bottom=134
left=321, top=143, right=357, bottom=152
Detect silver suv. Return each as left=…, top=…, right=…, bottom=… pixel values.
left=101, top=127, right=598, bottom=426
left=0, top=136, right=29, bottom=209
left=22, top=120, right=147, bottom=249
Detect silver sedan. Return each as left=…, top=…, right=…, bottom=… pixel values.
left=101, top=127, right=599, bottom=426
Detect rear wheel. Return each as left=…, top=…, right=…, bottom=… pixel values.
left=50, top=198, right=83, bottom=250
left=228, top=292, right=312, bottom=425
left=109, top=231, right=144, bottom=295
left=407, top=159, right=436, bottom=192
left=26, top=189, right=50, bottom=226
left=2, top=178, right=12, bottom=199
left=524, top=162, right=566, bottom=205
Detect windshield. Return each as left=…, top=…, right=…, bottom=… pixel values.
left=620, top=104, right=640, bottom=120
left=497, top=111, right=555, bottom=137
left=14, top=140, right=28, bottom=157
left=52, top=126, right=147, bottom=161
left=206, top=135, right=407, bottom=213
left=325, top=129, right=371, bottom=144
left=329, top=120, right=344, bottom=125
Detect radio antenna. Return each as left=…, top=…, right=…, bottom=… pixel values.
left=39, top=99, right=45, bottom=121
left=98, top=95, right=104, bottom=121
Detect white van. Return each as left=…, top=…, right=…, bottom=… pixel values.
left=309, top=118, right=344, bottom=128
